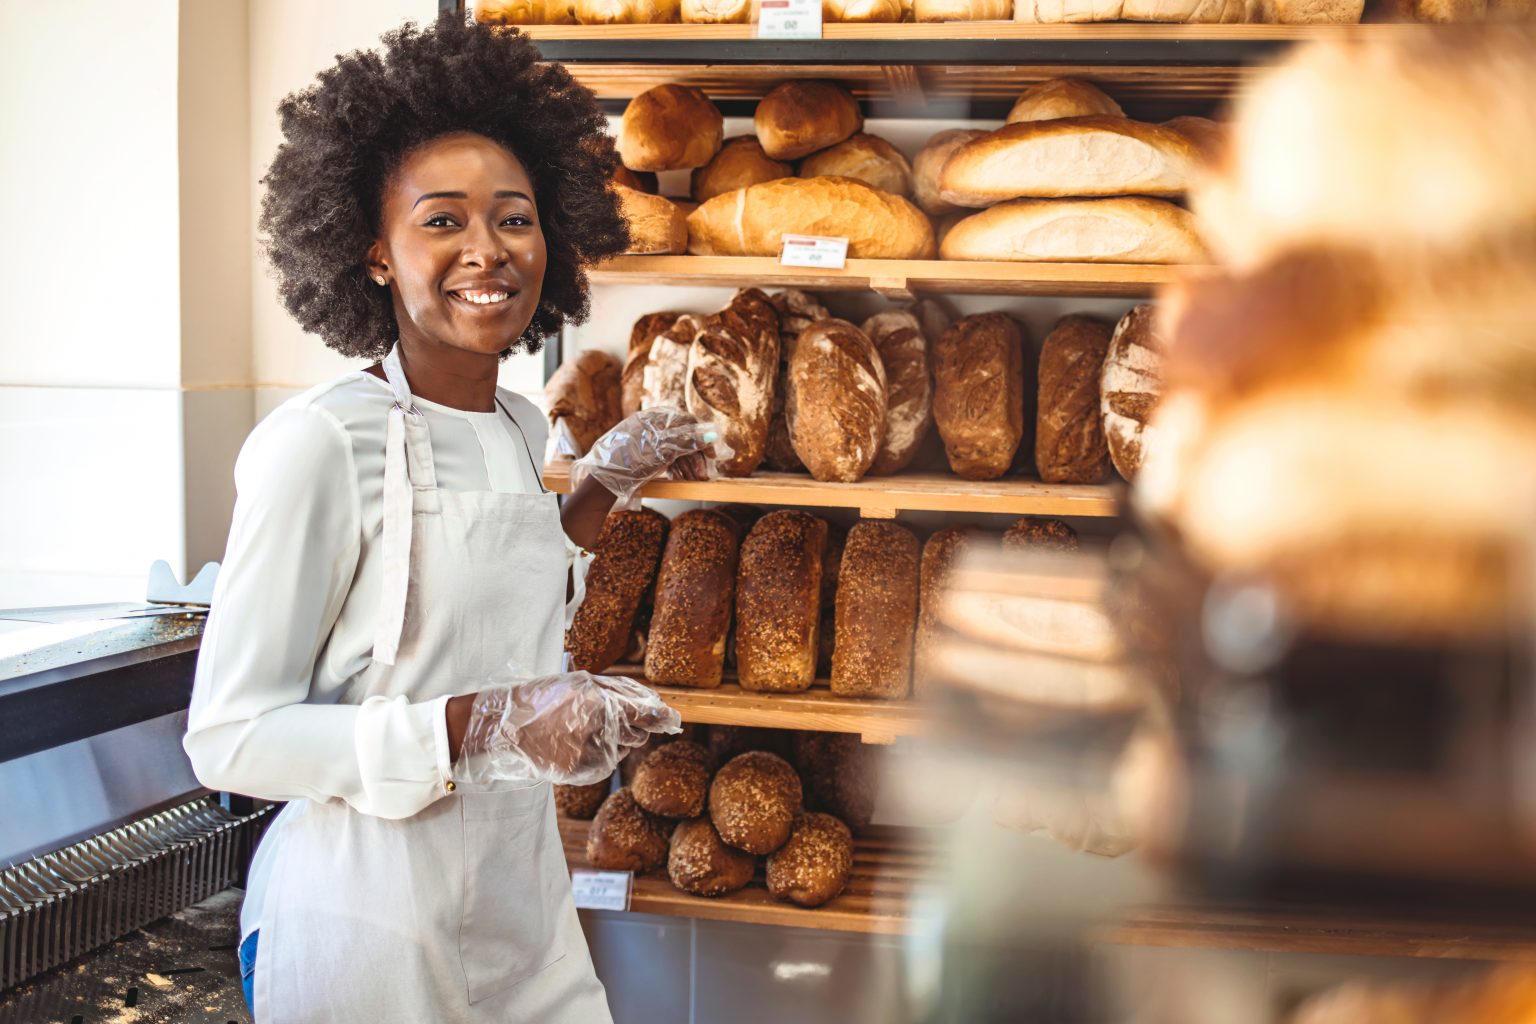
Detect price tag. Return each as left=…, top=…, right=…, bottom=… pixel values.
left=756, top=0, right=823, bottom=39
left=570, top=870, right=633, bottom=911
left=779, top=234, right=849, bottom=269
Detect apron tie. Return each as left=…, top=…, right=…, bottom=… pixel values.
left=374, top=345, right=423, bottom=666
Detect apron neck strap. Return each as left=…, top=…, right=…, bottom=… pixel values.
left=382, top=344, right=416, bottom=413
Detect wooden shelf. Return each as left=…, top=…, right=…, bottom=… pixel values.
left=590, top=255, right=1189, bottom=299
left=561, top=818, right=937, bottom=935
left=544, top=462, right=1120, bottom=518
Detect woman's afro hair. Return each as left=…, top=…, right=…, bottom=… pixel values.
left=259, top=11, right=629, bottom=358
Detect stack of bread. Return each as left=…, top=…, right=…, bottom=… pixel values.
left=1137, top=24, right=1536, bottom=645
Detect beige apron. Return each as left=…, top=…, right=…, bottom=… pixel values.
left=251, top=347, right=612, bottom=1024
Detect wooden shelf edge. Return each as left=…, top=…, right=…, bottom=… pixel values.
left=519, top=23, right=1406, bottom=42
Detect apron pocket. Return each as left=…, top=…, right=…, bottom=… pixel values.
left=458, top=783, right=568, bottom=1005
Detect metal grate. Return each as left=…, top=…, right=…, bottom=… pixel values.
left=0, top=799, right=272, bottom=992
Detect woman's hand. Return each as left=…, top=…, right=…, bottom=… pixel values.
left=569, top=408, right=722, bottom=508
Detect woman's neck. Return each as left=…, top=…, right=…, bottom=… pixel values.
left=370, top=337, right=501, bottom=412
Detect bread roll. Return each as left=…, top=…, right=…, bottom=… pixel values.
left=613, top=165, right=658, bottom=193
left=709, top=751, right=803, bottom=854
left=1036, top=314, right=1112, bottom=484
left=764, top=290, right=829, bottom=472
left=832, top=522, right=920, bottom=699
left=475, top=0, right=577, bottom=23
left=566, top=509, right=669, bottom=672
left=1004, top=516, right=1079, bottom=551
left=545, top=349, right=622, bottom=458
left=1006, top=78, right=1123, bottom=124
left=555, top=778, right=612, bottom=819
left=862, top=310, right=933, bottom=476
left=587, top=787, right=673, bottom=872
left=913, top=129, right=986, bottom=217
left=940, top=197, right=1206, bottom=265
left=622, top=312, right=682, bottom=417
left=1101, top=304, right=1165, bottom=480
left=619, top=727, right=703, bottom=787
left=618, top=85, right=723, bottom=172
left=632, top=739, right=714, bottom=817
left=800, top=133, right=915, bottom=198
left=691, top=136, right=794, bottom=204
left=576, top=0, right=680, bottom=20
left=1160, top=115, right=1225, bottom=166
left=668, top=818, right=757, bottom=896
left=794, top=733, right=878, bottom=830
left=766, top=813, right=853, bottom=907
left=932, top=313, right=1026, bottom=481
left=939, top=117, right=1197, bottom=206
left=688, top=177, right=935, bottom=260
left=915, top=0, right=1011, bottom=17
left=784, top=318, right=887, bottom=483
left=641, top=314, right=701, bottom=412
left=736, top=511, right=828, bottom=692
left=915, top=526, right=974, bottom=683
left=685, top=288, right=780, bottom=476
left=616, top=185, right=689, bottom=254
left=682, top=0, right=752, bottom=19
left=755, top=81, right=863, bottom=161
left=646, top=509, right=742, bottom=687
left=823, top=0, right=904, bottom=18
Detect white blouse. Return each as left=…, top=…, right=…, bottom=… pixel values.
left=184, top=371, right=577, bottom=825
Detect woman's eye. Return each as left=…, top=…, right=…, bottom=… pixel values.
left=423, top=213, right=457, bottom=228
left=502, top=214, right=533, bottom=227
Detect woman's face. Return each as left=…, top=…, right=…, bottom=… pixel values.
left=368, top=133, right=547, bottom=357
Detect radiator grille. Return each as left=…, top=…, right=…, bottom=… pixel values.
left=0, top=799, right=272, bottom=992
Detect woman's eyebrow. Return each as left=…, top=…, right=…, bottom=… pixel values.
left=411, top=189, right=532, bottom=209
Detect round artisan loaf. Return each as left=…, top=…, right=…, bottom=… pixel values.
left=687, top=176, right=935, bottom=259
left=613, top=165, right=658, bottom=193
left=800, top=133, right=915, bottom=198
left=831, top=521, right=921, bottom=699
left=735, top=510, right=829, bottom=693
left=709, top=751, right=803, bottom=854
left=1003, top=515, right=1079, bottom=551
left=1006, top=78, right=1124, bottom=124
left=913, top=129, right=986, bottom=217
left=824, top=0, right=905, bottom=18
left=1100, top=304, right=1166, bottom=480
left=766, top=813, right=854, bottom=907
left=632, top=739, right=715, bottom=817
left=794, top=732, right=878, bottom=830
left=861, top=310, right=933, bottom=476
left=616, top=185, right=689, bottom=254
left=668, top=817, right=758, bottom=896
left=618, top=84, right=723, bottom=172
left=576, top=0, right=680, bottom=20
left=555, top=778, right=613, bottom=820
left=587, top=787, right=674, bottom=872
left=786, top=318, right=888, bottom=483
left=691, top=136, right=794, bottom=203
left=1036, top=314, right=1113, bottom=484
left=684, top=288, right=781, bottom=477
left=755, top=80, right=863, bottom=161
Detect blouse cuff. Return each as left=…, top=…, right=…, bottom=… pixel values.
left=430, top=693, right=455, bottom=792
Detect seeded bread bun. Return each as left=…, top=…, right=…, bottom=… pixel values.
left=587, top=787, right=674, bottom=872
left=668, top=817, right=758, bottom=896
left=555, top=778, right=613, bottom=820
left=709, top=751, right=803, bottom=854
left=632, top=739, right=715, bottom=818
left=619, top=726, right=705, bottom=787
left=767, top=813, right=854, bottom=907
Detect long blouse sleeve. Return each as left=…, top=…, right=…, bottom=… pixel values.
left=183, top=404, right=452, bottom=819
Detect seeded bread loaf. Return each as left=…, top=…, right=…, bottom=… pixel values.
left=817, top=523, right=847, bottom=677
left=915, top=526, right=976, bottom=686
left=641, top=313, right=702, bottom=412
left=931, top=313, right=1027, bottom=481
left=709, top=751, right=803, bottom=854
left=645, top=509, right=742, bottom=687
left=622, top=312, right=682, bottom=417
left=1036, top=314, right=1113, bottom=484
left=554, top=778, right=612, bottom=820
left=766, top=812, right=853, bottom=908
left=545, top=349, right=622, bottom=458
left=668, top=818, right=757, bottom=896
left=566, top=509, right=670, bottom=672
left=587, top=787, right=673, bottom=872
left=787, top=318, right=887, bottom=483
left=1003, top=516, right=1079, bottom=551
left=1100, top=304, right=1166, bottom=480
left=686, top=288, right=780, bottom=477
left=632, top=739, right=715, bottom=818
left=862, top=310, right=933, bottom=476
left=735, top=510, right=829, bottom=693
left=831, top=521, right=921, bottom=699
left=754, top=80, right=863, bottom=161
left=764, top=289, right=829, bottom=472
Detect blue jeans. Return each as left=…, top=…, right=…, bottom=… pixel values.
left=238, top=929, right=259, bottom=1013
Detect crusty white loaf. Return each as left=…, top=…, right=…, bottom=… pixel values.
left=915, top=0, right=1012, bottom=17
left=1100, top=304, right=1164, bottom=480
left=691, top=136, right=793, bottom=204
left=615, top=185, right=689, bottom=254
left=682, top=0, right=753, bottom=19
left=862, top=310, right=933, bottom=476
left=686, top=289, right=780, bottom=477
left=1006, top=78, right=1124, bottom=124
left=641, top=314, right=702, bottom=412
left=913, top=129, right=986, bottom=217
left=787, top=319, right=888, bottom=483
left=823, top=0, right=904, bottom=17
left=576, top=0, right=680, bottom=20
left=618, top=85, right=723, bottom=172
left=938, top=116, right=1199, bottom=205
left=800, top=133, right=915, bottom=198
left=687, top=177, right=936, bottom=260
left=940, top=197, right=1207, bottom=265
left=755, top=81, right=863, bottom=161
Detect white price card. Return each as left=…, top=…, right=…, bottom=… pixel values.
left=570, top=870, right=633, bottom=911
left=779, top=234, right=849, bottom=269
left=756, top=0, right=823, bottom=39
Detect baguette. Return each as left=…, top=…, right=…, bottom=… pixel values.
left=939, top=197, right=1206, bottom=265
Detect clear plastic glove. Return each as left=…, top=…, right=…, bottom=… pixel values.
left=459, top=670, right=682, bottom=787
left=569, top=407, right=733, bottom=509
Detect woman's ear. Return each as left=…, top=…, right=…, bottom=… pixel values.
left=366, top=241, right=390, bottom=287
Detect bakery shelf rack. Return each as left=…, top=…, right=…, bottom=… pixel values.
left=542, top=461, right=1120, bottom=519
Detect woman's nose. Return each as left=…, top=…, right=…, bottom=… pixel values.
left=459, top=219, right=509, bottom=268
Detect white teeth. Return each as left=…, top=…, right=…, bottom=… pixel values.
left=458, top=290, right=508, bottom=305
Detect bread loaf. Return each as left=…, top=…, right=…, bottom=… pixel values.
left=755, top=80, right=863, bottom=161
left=832, top=522, right=920, bottom=699
left=555, top=778, right=612, bottom=819
left=915, top=526, right=974, bottom=684
left=613, top=165, right=658, bottom=193
left=915, top=0, right=1011, bottom=17
left=787, top=319, right=888, bottom=483
left=1100, top=304, right=1165, bottom=480
left=576, top=0, right=680, bottom=21
left=668, top=818, right=757, bottom=896
left=1006, top=78, right=1123, bottom=124
left=618, top=85, right=723, bottom=172
left=1252, top=0, right=1363, bottom=21
left=817, top=523, right=846, bottom=676
left=691, top=136, right=793, bottom=203
left=687, top=176, right=935, bottom=260
left=475, top=0, right=577, bottom=23
left=939, top=117, right=1197, bottom=206
left=1036, top=314, right=1112, bottom=484
left=940, top=197, right=1206, bottom=264
left=632, top=739, right=714, bottom=817
left=646, top=509, right=741, bottom=687
left=566, top=509, right=669, bottom=672
left=641, top=313, right=701, bottom=412
left=766, top=813, right=854, bottom=907
left=823, top=0, right=904, bottom=18
left=735, top=511, right=828, bottom=692
left=587, top=788, right=673, bottom=872
left=764, top=289, right=829, bottom=472
left=800, top=133, right=915, bottom=198
left=913, top=129, right=986, bottom=217
left=1003, top=516, right=1079, bottom=551
left=794, top=732, right=878, bottom=830
left=685, top=288, right=780, bottom=476
left=682, top=0, right=752, bottom=19
left=709, top=751, right=803, bottom=854
left=862, top=310, right=933, bottom=476
left=932, top=313, right=1026, bottom=480
left=622, top=312, right=682, bottom=417
left=1161, top=116, right=1225, bottom=165
left=616, top=185, right=689, bottom=254
left=545, top=349, right=622, bottom=457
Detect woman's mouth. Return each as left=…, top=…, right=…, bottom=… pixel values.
left=450, top=288, right=514, bottom=307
